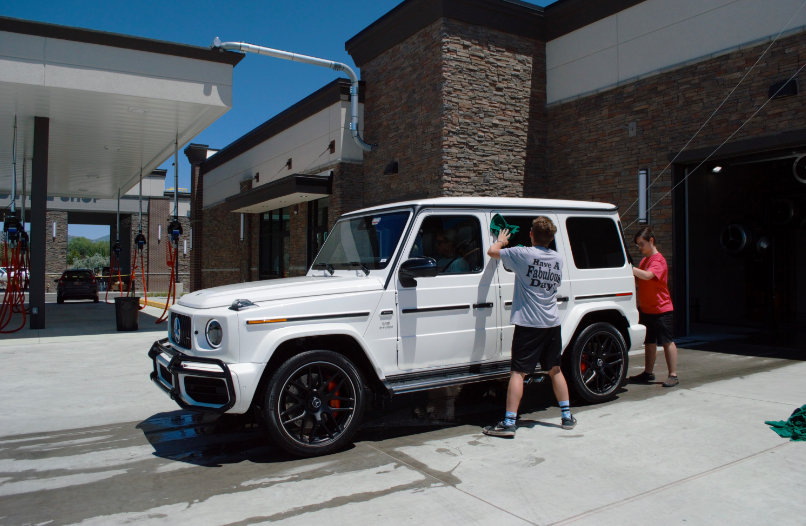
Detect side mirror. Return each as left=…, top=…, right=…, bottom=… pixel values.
left=399, top=257, right=438, bottom=288
left=54, top=279, right=60, bottom=283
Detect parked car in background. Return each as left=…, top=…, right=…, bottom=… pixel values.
left=1, top=267, right=29, bottom=286
left=148, top=197, right=646, bottom=457
left=55, top=269, right=100, bottom=303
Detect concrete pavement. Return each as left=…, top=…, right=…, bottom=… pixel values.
left=0, top=305, right=803, bottom=525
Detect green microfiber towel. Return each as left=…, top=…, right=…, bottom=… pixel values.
left=765, top=404, right=806, bottom=441
left=490, top=214, right=520, bottom=237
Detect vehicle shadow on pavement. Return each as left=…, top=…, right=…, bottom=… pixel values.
left=137, top=379, right=572, bottom=463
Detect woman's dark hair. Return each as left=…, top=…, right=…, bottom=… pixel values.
left=531, top=216, right=557, bottom=246
left=633, top=226, right=656, bottom=244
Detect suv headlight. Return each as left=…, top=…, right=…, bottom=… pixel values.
left=205, top=319, right=223, bottom=348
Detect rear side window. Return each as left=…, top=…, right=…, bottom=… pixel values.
left=565, top=217, right=626, bottom=269
left=498, top=215, right=556, bottom=272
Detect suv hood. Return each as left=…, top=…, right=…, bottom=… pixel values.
left=177, top=275, right=384, bottom=309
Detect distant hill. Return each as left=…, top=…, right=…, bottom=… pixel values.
left=68, top=234, right=110, bottom=243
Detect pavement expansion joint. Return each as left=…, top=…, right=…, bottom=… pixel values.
left=547, top=442, right=793, bottom=526
left=362, top=442, right=541, bottom=526
left=687, top=387, right=802, bottom=407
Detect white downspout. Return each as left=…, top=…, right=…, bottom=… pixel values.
left=210, top=37, right=378, bottom=153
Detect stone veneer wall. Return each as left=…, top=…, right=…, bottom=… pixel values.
left=441, top=20, right=546, bottom=197
left=359, top=18, right=545, bottom=204
left=45, top=210, right=68, bottom=289
left=545, top=30, right=806, bottom=293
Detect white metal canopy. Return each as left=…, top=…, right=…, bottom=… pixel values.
left=0, top=17, right=243, bottom=199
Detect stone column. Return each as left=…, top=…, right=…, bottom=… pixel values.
left=45, top=210, right=68, bottom=292
left=184, top=143, right=209, bottom=292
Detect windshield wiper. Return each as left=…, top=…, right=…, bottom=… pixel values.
left=312, top=262, right=335, bottom=275
left=349, top=262, right=370, bottom=276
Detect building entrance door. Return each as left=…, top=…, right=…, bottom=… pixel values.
left=259, top=207, right=290, bottom=279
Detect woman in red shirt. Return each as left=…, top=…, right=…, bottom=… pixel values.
left=629, top=227, right=679, bottom=387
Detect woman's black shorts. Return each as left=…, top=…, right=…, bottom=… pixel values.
left=511, top=325, right=562, bottom=373
left=639, top=311, right=674, bottom=345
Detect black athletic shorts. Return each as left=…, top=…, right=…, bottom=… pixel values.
left=639, top=311, right=674, bottom=345
left=511, top=325, right=562, bottom=374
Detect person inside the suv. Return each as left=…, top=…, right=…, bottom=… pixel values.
left=435, top=229, right=470, bottom=274
left=483, top=216, right=576, bottom=438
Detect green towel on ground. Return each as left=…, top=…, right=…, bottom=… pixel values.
left=490, top=214, right=520, bottom=237
left=765, top=404, right=806, bottom=441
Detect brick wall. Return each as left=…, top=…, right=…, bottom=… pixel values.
left=544, top=30, right=806, bottom=295
left=146, top=198, right=190, bottom=292
left=329, top=161, right=365, bottom=224
left=200, top=202, right=244, bottom=289
left=358, top=18, right=544, bottom=205
left=360, top=20, right=445, bottom=205
left=45, top=210, right=67, bottom=287
left=289, top=202, right=308, bottom=277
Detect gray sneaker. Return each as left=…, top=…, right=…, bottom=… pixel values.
left=562, top=415, right=577, bottom=430
left=483, top=421, right=516, bottom=438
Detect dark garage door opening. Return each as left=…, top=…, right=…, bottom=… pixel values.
left=685, top=151, right=806, bottom=348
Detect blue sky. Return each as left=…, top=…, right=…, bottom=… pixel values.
left=4, top=0, right=556, bottom=238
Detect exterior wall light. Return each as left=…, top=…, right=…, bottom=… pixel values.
left=240, top=214, right=245, bottom=242
left=638, top=169, right=649, bottom=225
left=52, top=221, right=56, bottom=240
left=712, top=166, right=722, bottom=173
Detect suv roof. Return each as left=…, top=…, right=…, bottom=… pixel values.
left=344, top=197, right=617, bottom=217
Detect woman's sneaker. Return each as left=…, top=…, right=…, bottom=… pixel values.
left=562, top=415, right=577, bottom=430
left=483, top=421, right=516, bottom=438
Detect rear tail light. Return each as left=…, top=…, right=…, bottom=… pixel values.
left=90, top=277, right=97, bottom=284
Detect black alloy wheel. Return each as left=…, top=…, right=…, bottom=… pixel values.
left=564, top=322, right=628, bottom=403
left=258, top=350, right=366, bottom=457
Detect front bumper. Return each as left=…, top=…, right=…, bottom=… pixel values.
left=627, top=324, right=647, bottom=352
left=148, top=338, right=237, bottom=413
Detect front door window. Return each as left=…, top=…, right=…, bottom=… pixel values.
left=397, top=211, right=499, bottom=370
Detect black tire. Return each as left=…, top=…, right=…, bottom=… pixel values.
left=563, top=322, right=628, bottom=404
left=93, top=295, right=99, bottom=303
left=257, top=350, right=366, bottom=457
left=57, top=296, right=64, bottom=304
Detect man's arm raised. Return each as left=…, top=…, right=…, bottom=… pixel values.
left=487, top=228, right=510, bottom=260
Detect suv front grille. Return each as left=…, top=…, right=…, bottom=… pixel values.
left=171, top=313, right=192, bottom=349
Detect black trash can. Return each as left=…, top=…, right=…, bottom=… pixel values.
left=114, top=297, right=140, bottom=331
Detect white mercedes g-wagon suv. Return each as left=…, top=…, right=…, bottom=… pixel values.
left=149, top=197, right=645, bottom=456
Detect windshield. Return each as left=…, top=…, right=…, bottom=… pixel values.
left=312, top=211, right=410, bottom=271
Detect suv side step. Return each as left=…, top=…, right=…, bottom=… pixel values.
left=384, top=361, right=542, bottom=395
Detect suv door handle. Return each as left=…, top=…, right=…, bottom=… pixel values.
left=557, top=296, right=569, bottom=302
left=473, top=302, right=494, bottom=309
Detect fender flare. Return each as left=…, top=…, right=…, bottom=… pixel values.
left=249, top=323, right=387, bottom=381
left=562, top=301, right=635, bottom=350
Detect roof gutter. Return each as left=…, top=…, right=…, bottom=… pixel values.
left=210, top=37, right=378, bottom=153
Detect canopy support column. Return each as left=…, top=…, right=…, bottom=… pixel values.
left=29, top=117, right=49, bottom=330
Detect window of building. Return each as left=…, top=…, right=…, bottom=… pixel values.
left=496, top=215, right=557, bottom=272
left=408, top=215, right=483, bottom=274
left=565, top=217, right=626, bottom=269
left=307, top=197, right=329, bottom=268
left=259, top=207, right=290, bottom=279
